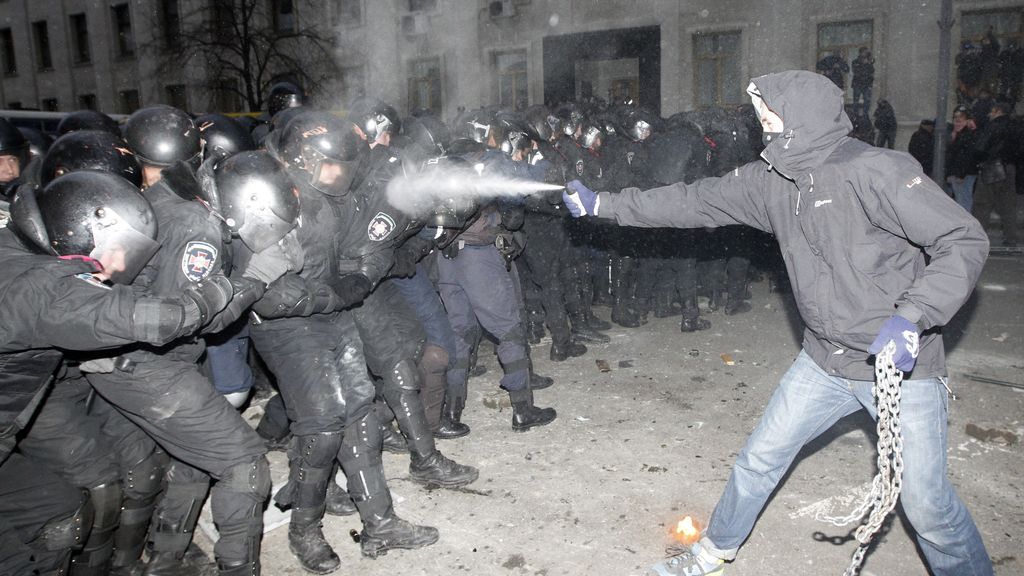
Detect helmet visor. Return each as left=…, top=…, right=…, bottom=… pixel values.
left=89, top=214, right=161, bottom=284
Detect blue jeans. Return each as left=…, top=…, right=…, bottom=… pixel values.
left=947, top=175, right=977, bottom=213
left=701, top=351, right=992, bottom=576
left=852, top=84, right=872, bottom=117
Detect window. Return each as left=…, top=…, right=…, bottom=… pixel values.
left=32, top=21, right=52, bottom=70
left=119, top=89, right=141, bottom=114
left=78, top=93, right=97, bottom=110
left=70, top=13, right=91, bottom=64
left=494, top=50, right=528, bottom=111
left=816, top=20, right=872, bottom=92
left=161, top=0, right=182, bottom=51
left=408, top=0, right=436, bottom=12
left=962, top=8, right=1024, bottom=46
left=1, top=28, right=15, bottom=75
left=41, top=98, right=59, bottom=111
left=332, top=0, right=362, bottom=27
left=111, top=4, right=134, bottom=57
left=693, top=31, right=742, bottom=108
left=407, top=57, right=442, bottom=116
left=212, top=1, right=234, bottom=37
left=272, top=0, right=296, bottom=34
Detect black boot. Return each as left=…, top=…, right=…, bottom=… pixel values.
left=434, top=395, right=470, bottom=439
left=380, top=422, right=408, bottom=454
left=143, top=470, right=210, bottom=576
left=218, top=560, right=259, bottom=576
left=360, top=514, right=440, bottom=559
left=525, top=312, right=545, bottom=345
left=568, top=307, right=611, bottom=344
left=509, top=388, right=557, bottom=431
left=324, top=476, right=357, bottom=517
left=550, top=339, right=586, bottom=362
left=724, top=299, right=752, bottom=316
left=680, top=299, right=711, bottom=332
left=611, top=257, right=643, bottom=328
left=652, top=292, right=683, bottom=318
left=409, top=451, right=479, bottom=487
left=585, top=308, right=613, bottom=331
left=288, top=506, right=340, bottom=575
left=529, top=372, right=553, bottom=390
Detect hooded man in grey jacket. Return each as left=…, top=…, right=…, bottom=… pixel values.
left=565, top=70, right=992, bottom=576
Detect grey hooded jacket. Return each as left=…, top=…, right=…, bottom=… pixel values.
left=597, top=70, right=988, bottom=380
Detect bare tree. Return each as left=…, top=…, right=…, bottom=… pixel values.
left=144, top=0, right=341, bottom=113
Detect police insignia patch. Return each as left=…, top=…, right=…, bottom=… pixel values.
left=367, top=211, right=396, bottom=242
left=575, top=159, right=584, bottom=176
left=626, top=151, right=635, bottom=165
left=181, top=241, right=218, bottom=282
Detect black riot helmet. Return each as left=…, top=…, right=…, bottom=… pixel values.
left=198, top=150, right=299, bottom=252
left=267, top=82, right=306, bottom=119
left=402, top=115, right=450, bottom=158
left=0, top=117, right=30, bottom=170
left=422, top=156, right=480, bottom=228
left=524, top=105, right=556, bottom=143
left=18, top=127, right=54, bottom=159
left=348, top=99, right=401, bottom=144
left=620, top=108, right=655, bottom=142
left=124, top=105, right=202, bottom=168
left=196, top=114, right=256, bottom=161
left=556, top=105, right=585, bottom=137
left=495, top=113, right=534, bottom=156
left=40, top=130, right=143, bottom=188
left=578, top=121, right=604, bottom=151
left=10, top=171, right=160, bottom=284
left=274, top=111, right=364, bottom=196
left=57, top=110, right=121, bottom=136
left=458, top=108, right=497, bottom=144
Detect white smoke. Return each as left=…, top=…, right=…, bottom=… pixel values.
left=385, top=164, right=563, bottom=218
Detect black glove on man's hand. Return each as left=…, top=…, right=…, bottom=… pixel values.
left=329, top=274, right=373, bottom=309
left=181, top=275, right=234, bottom=328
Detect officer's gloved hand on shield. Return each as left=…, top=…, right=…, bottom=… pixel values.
left=563, top=180, right=599, bottom=217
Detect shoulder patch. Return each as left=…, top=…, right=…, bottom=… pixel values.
left=181, top=241, right=218, bottom=282
left=368, top=211, right=397, bottom=242
left=75, top=272, right=112, bottom=290
left=575, top=159, right=584, bottom=176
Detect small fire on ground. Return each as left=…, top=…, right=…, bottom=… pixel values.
left=671, top=516, right=701, bottom=545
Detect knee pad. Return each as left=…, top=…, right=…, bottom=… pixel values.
left=33, top=494, right=92, bottom=552
left=83, top=482, right=122, bottom=541
left=419, top=344, right=449, bottom=376
left=122, top=447, right=168, bottom=502
left=387, top=359, right=421, bottom=392
left=501, top=323, right=527, bottom=347
left=292, top=432, right=343, bottom=469
left=219, top=456, right=271, bottom=500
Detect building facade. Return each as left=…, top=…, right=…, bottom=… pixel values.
left=1, top=0, right=1022, bottom=132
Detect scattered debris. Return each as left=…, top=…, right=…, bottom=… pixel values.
left=965, top=374, right=1024, bottom=390
left=482, top=391, right=511, bottom=410
left=992, top=332, right=1009, bottom=342
left=596, top=359, right=611, bottom=372
left=617, top=359, right=634, bottom=368
left=720, top=353, right=735, bottom=366
left=965, top=423, right=1019, bottom=445
left=688, top=349, right=700, bottom=358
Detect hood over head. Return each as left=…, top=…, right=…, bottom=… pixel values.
left=748, top=70, right=852, bottom=179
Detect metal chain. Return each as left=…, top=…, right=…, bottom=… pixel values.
left=812, top=341, right=904, bottom=576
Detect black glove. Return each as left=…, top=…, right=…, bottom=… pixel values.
left=328, top=274, right=373, bottom=309
left=181, top=274, right=234, bottom=328
left=243, top=243, right=292, bottom=286
left=390, top=246, right=419, bottom=278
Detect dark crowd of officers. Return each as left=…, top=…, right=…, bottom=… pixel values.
left=0, top=82, right=778, bottom=576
